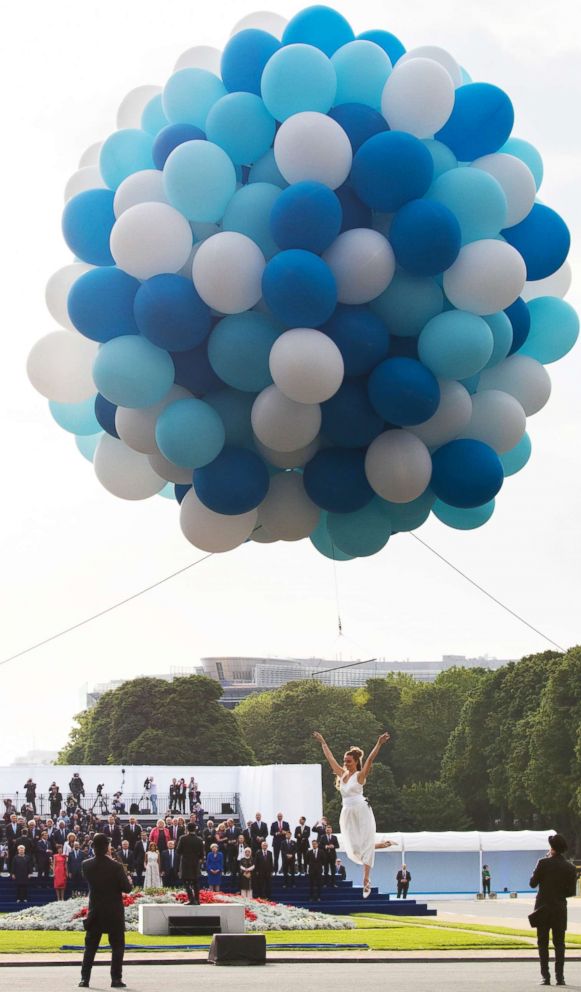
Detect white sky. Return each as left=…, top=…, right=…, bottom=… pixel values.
left=0, top=0, right=580, bottom=764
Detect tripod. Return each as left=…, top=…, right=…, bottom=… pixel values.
left=90, top=793, right=109, bottom=815
left=137, top=791, right=151, bottom=813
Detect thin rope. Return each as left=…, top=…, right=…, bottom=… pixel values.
left=331, top=544, right=343, bottom=638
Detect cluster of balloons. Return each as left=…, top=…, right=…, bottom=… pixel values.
left=28, top=5, right=578, bottom=558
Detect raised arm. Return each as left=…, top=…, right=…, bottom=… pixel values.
left=360, top=732, right=390, bottom=782
left=313, top=732, right=344, bottom=777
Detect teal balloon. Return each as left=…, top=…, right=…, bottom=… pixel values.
left=208, top=311, right=283, bottom=391
left=248, top=149, right=288, bottom=188
left=93, top=336, right=175, bottom=408
left=50, top=396, right=100, bottom=435
left=141, top=94, right=169, bottom=136
left=222, top=183, right=281, bottom=258
left=156, top=397, right=225, bottom=468
left=433, top=498, right=495, bottom=529
left=370, top=271, right=443, bottom=337
left=327, top=498, right=391, bottom=557
left=75, top=432, right=103, bottom=462
left=206, top=93, right=276, bottom=165
left=419, top=310, right=494, bottom=379
left=520, top=297, right=579, bottom=364
left=310, top=513, right=354, bottom=560
left=158, top=482, right=176, bottom=499
left=380, top=489, right=435, bottom=532
left=331, top=41, right=392, bottom=110
left=205, top=388, right=256, bottom=448
left=99, top=129, right=155, bottom=190
left=501, top=137, right=543, bottom=190
left=162, top=68, right=227, bottom=128
left=422, top=140, right=458, bottom=179
left=163, top=140, right=237, bottom=222
left=427, top=168, right=507, bottom=244
left=483, top=311, right=513, bottom=368
left=499, top=432, right=531, bottom=476
left=261, top=44, right=337, bottom=121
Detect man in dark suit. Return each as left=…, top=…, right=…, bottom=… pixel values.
left=307, top=839, right=324, bottom=902
left=102, top=816, right=122, bottom=850
left=117, top=841, right=135, bottom=876
left=79, top=832, right=132, bottom=989
left=254, top=840, right=274, bottom=899
left=176, top=823, right=205, bottom=905
left=36, top=831, right=52, bottom=887
left=68, top=842, right=86, bottom=896
left=270, top=813, right=290, bottom=873
left=530, top=833, right=578, bottom=986
left=250, top=813, right=268, bottom=853
left=133, top=836, right=145, bottom=886
left=294, top=818, right=310, bottom=874
left=323, top=825, right=339, bottom=887
left=122, top=817, right=141, bottom=849
left=397, top=864, right=411, bottom=899
left=6, top=815, right=21, bottom=868
left=161, top=841, right=179, bottom=887
left=281, top=831, right=297, bottom=888
left=203, top=820, right=216, bottom=854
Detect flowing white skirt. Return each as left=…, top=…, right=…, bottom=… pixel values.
left=340, top=799, right=376, bottom=868
left=144, top=860, right=162, bottom=888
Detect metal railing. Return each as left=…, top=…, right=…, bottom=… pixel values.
left=1, top=792, right=239, bottom=820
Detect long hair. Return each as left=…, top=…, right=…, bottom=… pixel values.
left=335, top=746, right=364, bottom=789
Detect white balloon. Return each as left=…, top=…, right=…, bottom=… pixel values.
left=398, top=46, right=462, bottom=87
left=521, top=260, right=572, bottom=301
left=148, top=447, right=194, bottom=485
left=180, top=487, right=257, bottom=552
left=254, top=437, right=319, bottom=469
left=478, top=355, right=551, bottom=416
left=115, top=385, right=191, bottom=454
left=365, top=430, right=432, bottom=503
left=462, top=389, right=526, bottom=453
left=471, top=153, right=536, bottom=227
left=65, top=166, right=106, bottom=201
left=113, top=170, right=169, bottom=217
left=78, top=141, right=102, bottom=168
left=381, top=58, right=455, bottom=138
left=110, top=202, right=193, bottom=280
left=174, top=46, right=222, bottom=74
left=323, top=229, right=395, bottom=304
left=230, top=10, right=288, bottom=38
left=116, top=85, right=161, bottom=129
left=408, top=380, right=472, bottom=448
left=45, top=263, right=94, bottom=330
left=258, top=471, right=320, bottom=541
left=269, top=329, right=344, bottom=404
left=27, top=331, right=98, bottom=403
left=274, top=112, right=352, bottom=190
left=252, top=385, right=321, bottom=451
left=443, top=240, right=526, bottom=315
left=192, top=232, right=265, bottom=314
left=94, top=434, right=166, bottom=500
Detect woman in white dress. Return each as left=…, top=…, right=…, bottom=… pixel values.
left=313, top=731, right=395, bottom=897
left=144, top=841, right=162, bottom=889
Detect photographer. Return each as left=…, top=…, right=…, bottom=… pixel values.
left=24, top=778, right=37, bottom=814
left=69, top=773, right=85, bottom=809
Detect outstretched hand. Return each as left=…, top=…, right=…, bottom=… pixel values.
left=378, top=732, right=391, bottom=746
left=312, top=731, right=325, bottom=744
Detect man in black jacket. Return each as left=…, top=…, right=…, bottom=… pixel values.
left=307, top=839, right=324, bottom=902
left=270, top=813, right=290, bottom=873
left=397, top=864, right=412, bottom=899
left=322, top=825, right=339, bottom=887
left=253, top=840, right=274, bottom=899
left=250, top=813, right=269, bottom=853
left=80, top=832, right=132, bottom=989
left=294, top=818, right=310, bottom=874
left=176, top=823, right=205, bottom=905
left=161, top=841, right=179, bottom=888
left=530, top=833, right=578, bottom=986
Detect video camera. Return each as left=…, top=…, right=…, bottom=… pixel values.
left=96, top=783, right=104, bottom=795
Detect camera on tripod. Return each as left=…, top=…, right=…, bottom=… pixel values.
left=96, top=783, right=104, bottom=795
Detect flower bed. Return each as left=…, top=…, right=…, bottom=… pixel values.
left=0, top=889, right=354, bottom=933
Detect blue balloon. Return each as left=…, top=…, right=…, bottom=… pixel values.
left=387, top=335, right=419, bottom=360
left=156, top=397, right=225, bottom=468
left=381, top=489, right=434, bottom=532
left=260, top=43, right=337, bottom=121
left=335, top=185, right=372, bottom=231
left=389, top=199, right=461, bottom=276
left=62, top=189, right=115, bottom=266
left=303, top=448, right=374, bottom=512
left=435, top=83, right=514, bottom=160
left=327, top=497, right=392, bottom=557
left=67, top=267, right=140, bottom=342
left=501, top=137, right=543, bottom=190
left=223, top=183, right=281, bottom=259
left=152, top=123, right=205, bottom=169
left=422, top=139, right=457, bottom=179
left=162, top=68, right=227, bottom=128
left=172, top=343, right=223, bottom=396
left=208, top=311, right=283, bottom=391
left=427, top=168, right=507, bottom=243
left=141, top=94, right=169, bottom=136
left=163, top=139, right=237, bottom=222
left=309, top=513, right=354, bottom=560
left=351, top=131, right=433, bottom=211
left=328, top=103, right=389, bottom=153
left=502, top=203, right=570, bottom=281
left=206, top=92, right=276, bottom=165
left=482, top=311, right=513, bottom=368
left=321, top=378, right=384, bottom=447
left=49, top=396, right=100, bottom=436
left=76, top=433, right=103, bottom=462
left=322, top=305, right=389, bottom=375
left=94, top=393, right=119, bottom=438
left=418, top=310, right=493, bottom=379
left=270, top=181, right=342, bottom=254
left=331, top=41, right=392, bottom=110
left=499, top=432, right=531, bottom=476
left=520, top=297, right=579, bottom=364
left=174, top=483, right=191, bottom=504
left=370, top=270, right=443, bottom=337
left=262, top=249, right=337, bottom=327
left=505, top=297, right=530, bottom=355
left=459, top=373, right=480, bottom=395
left=134, top=274, right=211, bottom=352
left=205, top=388, right=256, bottom=448
left=368, top=357, right=440, bottom=426
left=282, top=6, right=355, bottom=56
left=99, top=129, right=155, bottom=189
left=194, top=446, right=269, bottom=514
left=93, top=336, right=175, bottom=408
left=221, top=29, right=281, bottom=94
left=433, top=498, right=495, bottom=529
left=357, top=29, right=405, bottom=64
left=248, top=148, right=288, bottom=187
left=430, top=439, right=504, bottom=508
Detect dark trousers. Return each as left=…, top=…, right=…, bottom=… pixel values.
left=37, top=866, right=50, bottom=887
left=309, top=873, right=322, bottom=900
left=537, top=925, right=566, bottom=980
left=16, top=884, right=28, bottom=901
left=296, top=844, right=309, bottom=873
left=272, top=842, right=283, bottom=873
left=282, top=857, right=296, bottom=887
left=482, top=879, right=491, bottom=895
left=82, top=926, right=125, bottom=982
left=184, top=878, right=200, bottom=904
left=254, top=873, right=272, bottom=900
left=397, top=881, right=410, bottom=898
left=324, top=854, right=336, bottom=885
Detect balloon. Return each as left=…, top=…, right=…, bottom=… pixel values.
left=99, top=129, right=154, bottom=190
left=477, top=354, right=551, bottom=415
left=443, top=240, right=526, bottom=315
left=64, top=166, right=107, bottom=201
left=208, top=311, right=283, bottom=391
left=505, top=297, right=531, bottom=354
left=78, top=141, right=102, bottom=168
left=148, top=447, right=195, bottom=484
left=67, top=267, right=140, bottom=342
left=94, top=434, right=167, bottom=499
left=206, top=388, right=257, bottom=447
left=471, top=153, right=536, bottom=228
left=76, top=433, right=103, bottom=462
left=328, top=103, right=389, bottom=153
left=321, top=378, right=384, bottom=447
left=230, top=11, right=288, bottom=39
left=427, top=168, right=507, bottom=244
left=193, top=446, right=269, bottom=514
left=270, top=181, right=342, bottom=254
left=483, top=311, right=513, bottom=368
left=140, top=94, right=169, bottom=136
left=163, top=140, right=237, bottom=223
left=45, top=263, right=94, bottom=331
left=381, top=487, right=434, bottom=530
left=162, top=68, right=227, bottom=128
left=27, top=331, right=99, bottom=403
left=113, top=170, right=169, bottom=217
left=134, top=274, right=211, bottom=352
left=222, top=183, right=281, bottom=259
left=322, top=228, right=395, bottom=304
left=422, top=139, right=457, bottom=179
left=206, top=92, right=275, bottom=164
left=152, top=123, right=206, bottom=170
left=430, top=438, right=504, bottom=508
left=269, top=328, right=344, bottom=403
left=358, top=29, right=405, bottom=64
left=436, top=83, right=514, bottom=159
left=310, top=513, right=354, bottom=560
left=117, top=85, right=162, bottom=129
left=274, top=111, right=352, bottom=189
left=365, top=429, right=432, bottom=503
left=499, top=432, right=532, bottom=476
left=336, top=184, right=372, bottom=231
left=502, top=203, right=570, bottom=281
left=408, top=379, right=472, bottom=448
left=433, top=499, right=495, bottom=530
left=115, top=385, right=191, bottom=453
left=282, top=6, right=355, bottom=55
left=389, top=199, right=461, bottom=276
left=110, top=202, right=193, bottom=280
left=174, top=483, right=192, bottom=504
left=251, top=384, right=321, bottom=451
left=258, top=470, right=320, bottom=540
left=368, top=357, right=440, bottom=426
left=521, top=260, right=572, bottom=302
left=501, top=137, right=543, bottom=190
left=49, top=396, right=100, bottom=436
left=192, top=232, right=265, bottom=314
left=398, top=46, right=462, bottom=87
left=462, top=389, right=526, bottom=453
left=322, top=305, right=389, bottom=375
left=95, top=393, right=120, bottom=438
left=418, top=310, right=493, bottom=379
left=303, top=447, right=374, bottom=512
left=221, top=29, right=281, bottom=94
left=175, top=46, right=223, bottom=74
left=180, top=486, right=258, bottom=552
left=519, top=297, right=579, bottom=364
left=156, top=397, right=225, bottom=468
left=331, top=41, right=392, bottom=110
left=255, top=437, right=319, bottom=469
left=381, top=58, right=455, bottom=138
left=370, top=270, right=443, bottom=337
left=262, top=249, right=337, bottom=326
left=93, top=335, right=174, bottom=408
left=172, top=344, right=222, bottom=397
left=261, top=44, right=337, bottom=121
left=351, top=131, right=433, bottom=211
left=62, top=189, right=116, bottom=266
left=327, top=498, right=392, bottom=556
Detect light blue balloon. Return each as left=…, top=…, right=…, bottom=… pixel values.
left=141, top=94, right=169, bottom=136
left=163, top=140, right=237, bottom=222
left=208, top=311, right=283, bottom=391
left=483, top=311, right=513, bottom=368
left=99, top=129, right=155, bottom=190
left=370, top=271, right=443, bottom=337
left=419, top=310, right=494, bottom=379
left=261, top=44, right=337, bottom=121
left=205, top=92, right=276, bottom=165
left=205, top=388, right=256, bottom=448
left=501, top=137, right=543, bottom=190
left=331, top=40, right=392, bottom=110
left=310, top=513, right=354, bottom=561
left=222, top=183, right=281, bottom=259
left=499, top=432, right=531, bottom=476
left=158, top=482, right=177, bottom=499
left=433, top=498, right=495, bottom=529
left=520, top=297, right=579, bottom=364
left=380, top=489, right=435, bottom=532
left=50, top=396, right=100, bottom=435
left=327, top=498, right=392, bottom=557
left=248, top=149, right=288, bottom=188
left=156, top=397, right=225, bottom=468
left=460, top=66, right=472, bottom=85
left=422, top=140, right=458, bottom=180
left=75, top=432, right=103, bottom=462
left=93, top=336, right=175, bottom=408
left=427, top=168, right=507, bottom=244
left=162, top=68, right=227, bottom=128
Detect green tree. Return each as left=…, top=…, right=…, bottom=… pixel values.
left=402, top=781, right=471, bottom=830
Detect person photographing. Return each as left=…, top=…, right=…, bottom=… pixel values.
left=79, top=832, right=132, bottom=989
left=529, top=833, right=577, bottom=987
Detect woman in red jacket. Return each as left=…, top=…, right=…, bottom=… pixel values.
left=53, top=844, right=68, bottom=901
left=149, top=819, right=170, bottom=853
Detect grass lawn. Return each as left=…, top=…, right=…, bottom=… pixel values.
left=354, top=914, right=581, bottom=947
